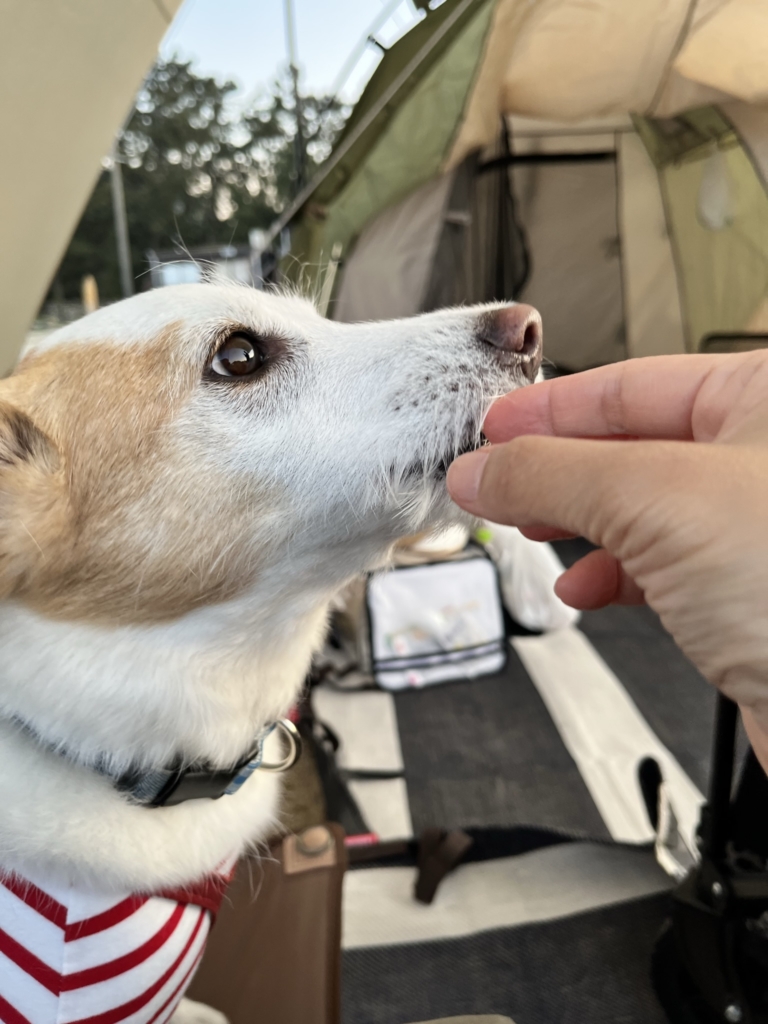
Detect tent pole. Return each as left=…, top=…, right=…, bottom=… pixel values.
left=704, top=694, right=738, bottom=864
left=283, top=0, right=306, bottom=196
left=109, top=139, right=134, bottom=298
left=261, top=0, right=479, bottom=252
left=328, top=0, right=412, bottom=100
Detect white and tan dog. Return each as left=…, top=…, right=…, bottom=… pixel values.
left=0, top=284, right=541, bottom=1022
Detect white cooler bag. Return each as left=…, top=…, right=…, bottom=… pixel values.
left=366, top=555, right=507, bottom=691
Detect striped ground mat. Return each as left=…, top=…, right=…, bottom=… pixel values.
left=313, top=540, right=729, bottom=1023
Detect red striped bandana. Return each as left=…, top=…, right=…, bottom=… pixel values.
left=0, top=866, right=232, bottom=1024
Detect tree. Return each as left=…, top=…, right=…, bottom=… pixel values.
left=52, top=59, right=348, bottom=301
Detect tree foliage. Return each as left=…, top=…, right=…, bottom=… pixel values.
left=53, top=59, right=348, bottom=300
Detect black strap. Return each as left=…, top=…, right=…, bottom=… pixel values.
left=114, top=735, right=268, bottom=807
left=415, top=828, right=474, bottom=904
left=9, top=714, right=271, bottom=808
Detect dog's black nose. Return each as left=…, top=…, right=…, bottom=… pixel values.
left=476, top=304, right=543, bottom=379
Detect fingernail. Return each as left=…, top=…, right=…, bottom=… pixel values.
left=447, top=448, right=490, bottom=505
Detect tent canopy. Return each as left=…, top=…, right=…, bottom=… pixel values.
left=0, top=0, right=183, bottom=376
left=283, top=0, right=768, bottom=370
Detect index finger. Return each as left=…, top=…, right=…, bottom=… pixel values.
left=483, top=354, right=732, bottom=444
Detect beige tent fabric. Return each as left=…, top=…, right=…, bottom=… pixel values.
left=445, top=0, right=530, bottom=170
left=674, top=0, right=768, bottom=105
left=722, top=100, right=768, bottom=187
left=512, top=158, right=626, bottom=369
left=617, top=133, right=687, bottom=358
left=662, top=143, right=768, bottom=349
left=508, top=115, right=631, bottom=155
left=651, top=69, right=733, bottom=121
left=0, top=0, right=183, bottom=376
left=329, top=0, right=768, bottom=368
left=448, top=0, right=749, bottom=161
left=650, top=75, right=732, bottom=120
left=650, top=0, right=735, bottom=117
left=500, top=0, right=696, bottom=121
left=745, top=297, right=768, bottom=333
left=333, top=170, right=454, bottom=323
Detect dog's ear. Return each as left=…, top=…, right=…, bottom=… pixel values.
left=0, top=402, right=58, bottom=470
left=0, top=401, right=67, bottom=598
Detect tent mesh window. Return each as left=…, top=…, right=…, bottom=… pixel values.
left=509, top=143, right=628, bottom=371
left=422, top=127, right=530, bottom=312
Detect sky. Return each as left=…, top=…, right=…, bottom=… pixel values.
left=159, top=0, right=425, bottom=108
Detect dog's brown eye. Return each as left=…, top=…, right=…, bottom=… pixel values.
left=211, top=333, right=263, bottom=377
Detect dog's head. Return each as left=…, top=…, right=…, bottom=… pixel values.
left=0, top=284, right=542, bottom=626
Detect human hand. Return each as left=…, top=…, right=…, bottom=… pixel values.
left=447, top=352, right=768, bottom=767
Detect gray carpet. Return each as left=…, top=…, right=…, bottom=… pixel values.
left=340, top=540, right=740, bottom=1024
left=394, top=650, right=609, bottom=838
left=343, top=888, right=670, bottom=1024
left=578, top=601, right=716, bottom=791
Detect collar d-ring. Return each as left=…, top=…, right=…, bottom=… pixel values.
left=258, top=718, right=302, bottom=773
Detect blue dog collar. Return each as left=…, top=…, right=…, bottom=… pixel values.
left=10, top=716, right=302, bottom=808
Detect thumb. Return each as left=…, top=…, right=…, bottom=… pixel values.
left=447, top=435, right=688, bottom=557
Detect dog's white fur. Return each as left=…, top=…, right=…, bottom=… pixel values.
left=0, top=284, right=538, bottom=896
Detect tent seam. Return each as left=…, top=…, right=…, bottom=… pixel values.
left=657, top=168, right=695, bottom=352
left=150, top=0, right=173, bottom=25
left=440, top=0, right=500, bottom=175
left=647, top=0, right=700, bottom=118
left=613, top=132, right=630, bottom=362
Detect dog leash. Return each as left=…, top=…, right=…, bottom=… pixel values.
left=7, top=715, right=302, bottom=808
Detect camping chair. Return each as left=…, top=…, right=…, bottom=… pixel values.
left=653, top=696, right=768, bottom=1023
